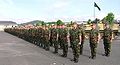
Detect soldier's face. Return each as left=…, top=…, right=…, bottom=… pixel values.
left=106, top=25, right=109, bottom=28
left=92, top=24, right=96, bottom=29
left=73, top=24, right=77, bottom=28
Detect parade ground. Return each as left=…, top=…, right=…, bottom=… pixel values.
left=0, top=31, right=120, bottom=65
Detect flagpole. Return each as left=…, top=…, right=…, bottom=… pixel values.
left=94, top=2, right=98, bottom=29
left=94, top=2, right=95, bottom=20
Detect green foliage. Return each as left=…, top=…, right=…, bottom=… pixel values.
left=36, top=22, right=41, bottom=26
left=87, top=19, right=92, bottom=24
left=46, top=22, right=56, bottom=25
left=103, top=12, right=114, bottom=25
left=56, top=20, right=64, bottom=25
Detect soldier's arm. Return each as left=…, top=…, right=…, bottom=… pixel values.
left=79, top=35, right=81, bottom=45
left=111, top=29, right=113, bottom=42
left=49, top=30, right=51, bottom=40
left=57, top=29, right=59, bottom=41
left=98, top=33, right=100, bottom=43
left=67, top=29, right=70, bottom=43
left=79, top=31, right=82, bottom=45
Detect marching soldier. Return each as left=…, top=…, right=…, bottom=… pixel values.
left=78, top=25, right=85, bottom=55
left=69, top=22, right=81, bottom=63
left=43, top=26, right=50, bottom=51
left=89, top=23, right=100, bottom=59
left=49, top=25, right=54, bottom=47
left=103, top=23, right=112, bottom=57
left=60, top=24, right=69, bottom=57
left=58, top=24, right=63, bottom=49
left=51, top=25, right=59, bottom=53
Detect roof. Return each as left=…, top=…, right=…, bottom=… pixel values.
left=0, top=21, right=17, bottom=25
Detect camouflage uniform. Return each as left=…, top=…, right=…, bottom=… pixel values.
left=60, top=27, right=68, bottom=57
left=49, top=27, right=53, bottom=46
left=41, top=28, right=45, bottom=48
left=89, top=28, right=99, bottom=59
left=69, top=27, right=81, bottom=62
left=79, top=27, right=85, bottom=55
left=58, top=26, right=63, bottom=49
left=43, top=27, right=50, bottom=51
left=103, top=26, right=112, bottom=56
left=51, top=28, right=58, bottom=53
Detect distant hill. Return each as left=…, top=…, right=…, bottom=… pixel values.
left=0, top=21, right=17, bottom=25
left=21, top=20, right=42, bottom=25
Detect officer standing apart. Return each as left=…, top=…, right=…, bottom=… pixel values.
left=103, top=23, right=112, bottom=57
left=89, top=23, right=100, bottom=59
left=69, top=22, right=81, bottom=63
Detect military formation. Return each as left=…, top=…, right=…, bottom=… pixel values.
left=4, top=22, right=113, bottom=63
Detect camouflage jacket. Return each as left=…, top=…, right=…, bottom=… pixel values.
left=59, top=28, right=68, bottom=40
left=103, top=28, right=112, bottom=42
left=43, top=29, right=50, bottom=41
left=69, top=28, right=81, bottom=42
left=89, top=28, right=99, bottom=43
left=51, top=28, right=58, bottom=39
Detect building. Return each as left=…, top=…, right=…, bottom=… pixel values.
left=0, top=21, right=17, bottom=31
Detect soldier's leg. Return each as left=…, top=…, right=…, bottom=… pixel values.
left=62, top=43, right=68, bottom=57
left=90, top=43, right=97, bottom=59
left=59, top=39, right=63, bottom=49
left=80, top=42, right=84, bottom=55
left=103, top=42, right=108, bottom=56
left=90, top=43, right=95, bottom=59
left=46, top=41, right=50, bottom=51
left=106, top=43, right=111, bottom=56
left=54, top=41, right=58, bottom=53
left=74, top=45, right=80, bottom=63
left=71, top=44, right=79, bottom=63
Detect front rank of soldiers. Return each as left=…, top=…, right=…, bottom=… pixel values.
left=4, top=22, right=113, bottom=63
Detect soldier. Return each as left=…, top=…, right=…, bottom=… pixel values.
left=51, top=25, right=59, bottom=53
left=103, top=23, right=112, bottom=57
left=58, top=24, right=63, bottom=49
left=69, top=22, right=81, bottom=63
left=43, top=26, right=50, bottom=51
left=78, top=25, right=85, bottom=55
left=60, top=24, right=69, bottom=57
left=49, top=25, right=54, bottom=47
left=89, top=23, right=100, bottom=59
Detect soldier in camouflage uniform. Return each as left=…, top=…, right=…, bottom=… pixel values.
left=51, top=25, right=59, bottom=53
left=89, top=23, right=100, bottom=59
left=69, top=22, right=81, bottom=63
left=103, top=23, right=112, bottom=57
left=43, top=26, right=50, bottom=51
left=49, top=25, right=54, bottom=47
left=58, top=25, right=63, bottom=49
left=59, top=24, right=69, bottom=57
left=78, top=25, right=85, bottom=55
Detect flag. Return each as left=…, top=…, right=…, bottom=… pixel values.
left=94, top=2, right=101, bottom=11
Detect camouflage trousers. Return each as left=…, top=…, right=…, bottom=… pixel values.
left=90, top=42, right=98, bottom=57
left=103, top=41, right=111, bottom=55
left=61, top=41, right=68, bottom=56
left=44, top=40, right=50, bottom=51
left=80, top=41, right=84, bottom=54
left=53, top=40, right=58, bottom=53
left=71, top=41, right=80, bottom=61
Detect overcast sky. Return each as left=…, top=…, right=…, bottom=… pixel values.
left=0, top=0, right=120, bottom=24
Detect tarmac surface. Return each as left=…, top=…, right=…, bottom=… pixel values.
left=0, top=31, right=120, bottom=65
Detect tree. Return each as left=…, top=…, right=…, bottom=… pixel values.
left=36, top=22, right=41, bottom=26
left=56, top=20, right=64, bottom=25
left=87, top=19, right=92, bottom=24
left=103, top=12, right=115, bottom=25
left=41, top=21, right=45, bottom=26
